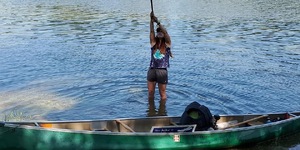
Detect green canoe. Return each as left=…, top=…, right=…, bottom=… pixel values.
left=1, top=112, right=300, bottom=150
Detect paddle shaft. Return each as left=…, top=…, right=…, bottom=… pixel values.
left=223, top=115, right=268, bottom=129
left=150, top=0, right=154, bottom=13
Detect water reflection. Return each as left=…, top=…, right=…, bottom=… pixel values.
left=147, top=99, right=167, bottom=117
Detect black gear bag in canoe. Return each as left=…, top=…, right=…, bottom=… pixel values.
left=179, top=101, right=214, bottom=131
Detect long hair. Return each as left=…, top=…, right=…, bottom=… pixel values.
left=153, top=37, right=167, bottom=54
left=154, top=27, right=167, bottom=54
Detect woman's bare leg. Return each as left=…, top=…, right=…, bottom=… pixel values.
left=148, top=81, right=156, bottom=101
left=158, top=83, right=167, bottom=101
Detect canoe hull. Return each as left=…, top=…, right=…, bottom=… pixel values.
left=1, top=113, right=300, bottom=150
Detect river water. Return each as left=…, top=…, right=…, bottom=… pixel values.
left=0, top=0, right=299, bottom=149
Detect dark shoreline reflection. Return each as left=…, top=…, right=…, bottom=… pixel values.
left=147, top=99, right=167, bottom=117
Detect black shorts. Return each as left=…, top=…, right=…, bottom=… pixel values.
left=147, top=68, right=168, bottom=84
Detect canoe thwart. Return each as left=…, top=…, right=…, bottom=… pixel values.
left=34, top=122, right=40, bottom=127
left=115, top=120, right=135, bottom=132
left=288, top=113, right=297, bottom=118
left=170, top=121, right=178, bottom=126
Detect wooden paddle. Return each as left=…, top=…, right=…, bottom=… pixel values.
left=223, top=115, right=268, bottom=130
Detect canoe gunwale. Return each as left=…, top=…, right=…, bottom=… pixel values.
left=3, top=114, right=300, bottom=135
left=4, top=111, right=300, bottom=124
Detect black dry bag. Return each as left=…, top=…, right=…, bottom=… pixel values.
left=179, top=101, right=214, bottom=131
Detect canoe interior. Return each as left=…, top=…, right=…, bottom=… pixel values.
left=5, top=112, right=300, bottom=133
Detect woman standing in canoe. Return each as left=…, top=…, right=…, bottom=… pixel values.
left=147, top=12, right=173, bottom=105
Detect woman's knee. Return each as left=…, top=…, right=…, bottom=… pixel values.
left=159, top=88, right=167, bottom=100
left=148, top=90, right=155, bottom=96
left=161, top=95, right=167, bottom=100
